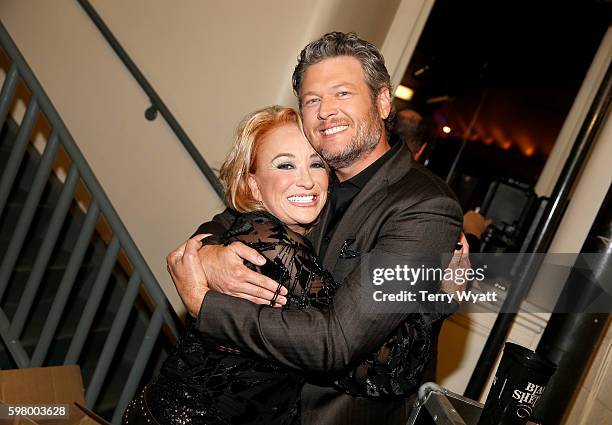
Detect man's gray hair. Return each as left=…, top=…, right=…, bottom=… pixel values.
left=292, top=32, right=396, bottom=133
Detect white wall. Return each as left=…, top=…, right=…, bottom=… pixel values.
left=0, top=0, right=402, bottom=314
left=535, top=27, right=611, bottom=199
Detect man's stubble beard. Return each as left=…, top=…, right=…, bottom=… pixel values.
left=318, top=105, right=383, bottom=170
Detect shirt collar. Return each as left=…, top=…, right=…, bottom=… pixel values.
left=332, top=134, right=401, bottom=190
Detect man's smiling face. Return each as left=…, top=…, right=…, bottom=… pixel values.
left=299, top=56, right=388, bottom=172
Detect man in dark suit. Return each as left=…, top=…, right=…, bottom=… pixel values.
left=170, top=32, right=463, bottom=424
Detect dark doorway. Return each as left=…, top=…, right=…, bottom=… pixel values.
left=394, top=0, right=610, bottom=212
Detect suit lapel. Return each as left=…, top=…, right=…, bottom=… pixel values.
left=322, top=185, right=387, bottom=269
left=322, top=142, right=414, bottom=270
left=311, top=201, right=331, bottom=253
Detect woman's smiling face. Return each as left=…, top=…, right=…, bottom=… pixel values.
left=249, top=123, right=328, bottom=233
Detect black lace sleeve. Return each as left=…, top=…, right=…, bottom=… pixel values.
left=221, top=211, right=338, bottom=310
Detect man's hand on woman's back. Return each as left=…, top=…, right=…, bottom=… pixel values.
left=166, top=234, right=211, bottom=317
left=167, top=238, right=288, bottom=316
left=197, top=242, right=288, bottom=307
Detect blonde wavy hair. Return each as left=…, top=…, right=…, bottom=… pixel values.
left=220, top=106, right=303, bottom=212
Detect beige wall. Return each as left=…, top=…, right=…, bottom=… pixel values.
left=88, top=0, right=401, bottom=169
left=0, top=0, right=402, bottom=314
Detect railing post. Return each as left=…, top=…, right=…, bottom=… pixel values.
left=8, top=164, right=80, bottom=337
left=0, top=63, right=19, bottom=126
left=0, top=98, right=38, bottom=218
left=111, top=308, right=164, bottom=424
left=84, top=271, right=142, bottom=407
left=64, top=235, right=120, bottom=364
left=30, top=201, right=100, bottom=367
left=0, top=308, right=30, bottom=367
left=0, top=132, right=60, bottom=298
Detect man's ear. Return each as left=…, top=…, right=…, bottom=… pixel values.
left=376, top=87, right=392, bottom=119
left=248, top=174, right=262, bottom=202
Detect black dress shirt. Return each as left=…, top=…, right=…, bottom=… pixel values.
left=319, top=139, right=401, bottom=259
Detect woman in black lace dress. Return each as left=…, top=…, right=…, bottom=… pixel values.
left=122, top=106, right=336, bottom=425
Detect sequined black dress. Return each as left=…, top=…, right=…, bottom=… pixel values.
left=122, top=211, right=338, bottom=425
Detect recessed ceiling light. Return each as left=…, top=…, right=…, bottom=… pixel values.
left=394, top=85, right=414, bottom=101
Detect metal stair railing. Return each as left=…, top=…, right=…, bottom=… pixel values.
left=76, top=0, right=225, bottom=199
left=0, top=20, right=179, bottom=424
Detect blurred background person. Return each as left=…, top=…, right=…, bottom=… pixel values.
left=394, top=108, right=430, bottom=161
left=394, top=109, right=492, bottom=252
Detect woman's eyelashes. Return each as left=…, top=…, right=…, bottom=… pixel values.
left=275, top=161, right=295, bottom=170
left=273, top=160, right=324, bottom=170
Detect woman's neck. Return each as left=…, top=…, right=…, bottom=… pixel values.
left=288, top=223, right=307, bottom=235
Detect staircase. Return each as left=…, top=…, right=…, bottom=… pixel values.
left=0, top=119, right=171, bottom=419
left=0, top=21, right=179, bottom=424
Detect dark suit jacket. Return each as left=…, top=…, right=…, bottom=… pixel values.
left=196, top=142, right=462, bottom=424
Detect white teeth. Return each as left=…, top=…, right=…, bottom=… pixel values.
left=323, top=125, right=348, bottom=136
left=287, top=195, right=315, bottom=204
